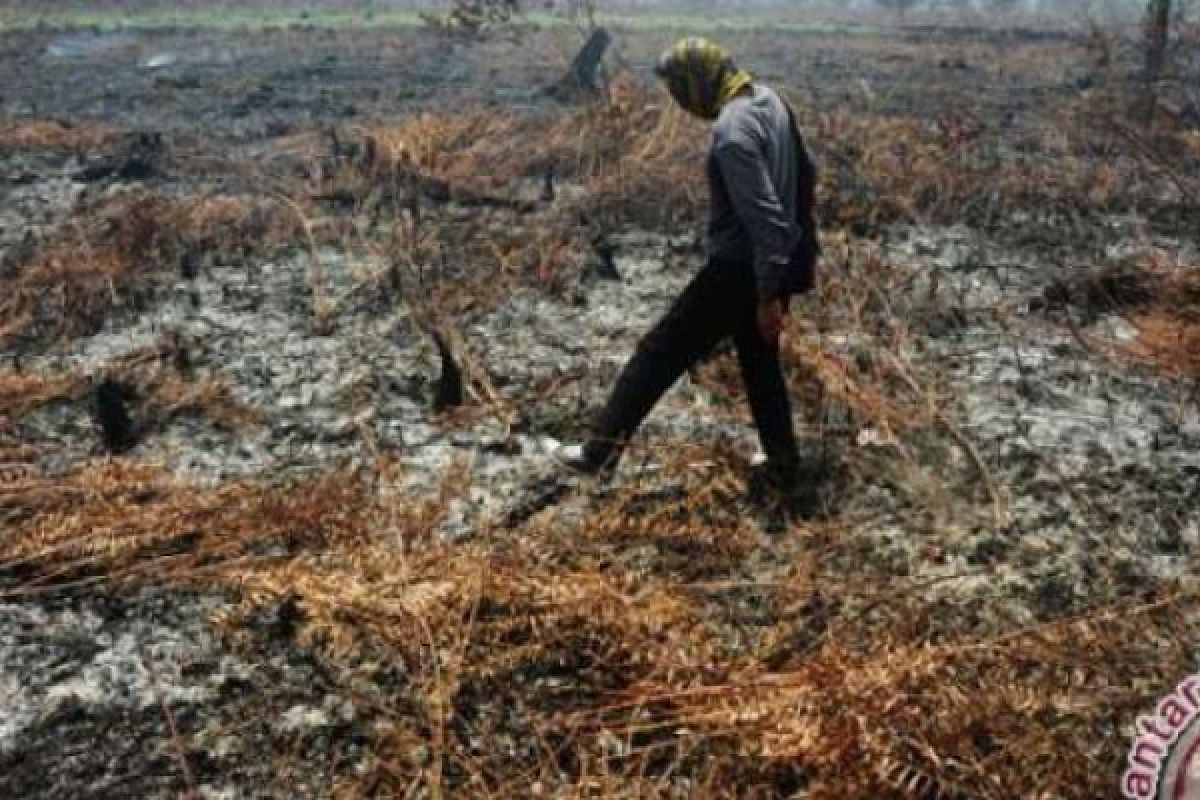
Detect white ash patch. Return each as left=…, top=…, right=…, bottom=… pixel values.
left=276, top=704, right=331, bottom=734
left=0, top=588, right=363, bottom=799
left=0, top=174, right=85, bottom=261
left=0, top=593, right=223, bottom=754
left=874, top=226, right=1200, bottom=618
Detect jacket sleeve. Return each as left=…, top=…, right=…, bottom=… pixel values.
left=712, top=136, right=803, bottom=299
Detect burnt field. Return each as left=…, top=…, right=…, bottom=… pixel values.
left=1, top=9, right=1199, bottom=799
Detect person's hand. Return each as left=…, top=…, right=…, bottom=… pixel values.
left=756, top=296, right=789, bottom=346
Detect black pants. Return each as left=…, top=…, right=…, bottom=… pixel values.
left=583, top=256, right=800, bottom=475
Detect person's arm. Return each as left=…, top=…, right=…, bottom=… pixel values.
left=712, top=136, right=802, bottom=302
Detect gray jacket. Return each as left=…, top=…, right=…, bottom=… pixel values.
left=707, top=84, right=812, bottom=299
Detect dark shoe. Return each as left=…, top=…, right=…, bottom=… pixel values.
left=747, top=460, right=797, bottom=501
left=748, top=461, right=820, bottom=530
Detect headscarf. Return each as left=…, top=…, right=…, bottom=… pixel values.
left=654, top=37, right=753, bottom=121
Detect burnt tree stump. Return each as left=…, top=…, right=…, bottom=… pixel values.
left=74, top=132, right=164, bottom=183
left=432, top=331, right=464, bottom=412
left=91, top=379, right=138, bottom=454
left=547, top=28, right=612, bottom=101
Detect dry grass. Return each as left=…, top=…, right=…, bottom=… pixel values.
left=361, top=77, right=703, bottom=226
left=177, top=193, right=303, bottom=255
left=334, top=77, right=704, bottom=299
left=1126, top=312, right=1200, bottom=377
left=0, top=370, right=77, bottom=421
left=1, top=447, right=1195, bottom=798
left=0, top=118, right=120, bottom=152
left=581, top=594, right=1197, bottom=799
left=1114, top=253, right=1200, bottom=378
left=0, top=462, right=370, bottom=598
left=811, top=106, right=1163, bottom=234
left=1, top=190, right=176, bottom=346
left=0, top=189, right=171, bottom=346
left=0, top=189, right=302, bottom=347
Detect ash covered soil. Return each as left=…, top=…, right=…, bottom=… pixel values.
left=1, top=19, right=1199, bottom=799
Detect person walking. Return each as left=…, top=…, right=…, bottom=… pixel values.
left=562, top=37, right=821, bottom=501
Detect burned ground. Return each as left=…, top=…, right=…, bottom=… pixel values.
left=1, top=11, right=1199, bottom=800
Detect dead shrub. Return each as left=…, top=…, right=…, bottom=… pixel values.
left=0, top=190, right=173, bottom=346
left=0, top=370, right=78, bottom=421
left=338, top=77, right=702, bottom=295
left=0, top=189, right=303, bottom=347
left=813, top=106, right=1188, bottom=235
left=1105, top=252, right=1200, bottom=377
left=0, top=118, right=119, bottom=153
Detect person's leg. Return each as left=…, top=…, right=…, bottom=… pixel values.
left=732, top=297, right=801, bottom=482
left=579, top=261, right=742, bottom=471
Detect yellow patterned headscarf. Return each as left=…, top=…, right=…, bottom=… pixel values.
left=655, top=37, right=753, bottom=120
